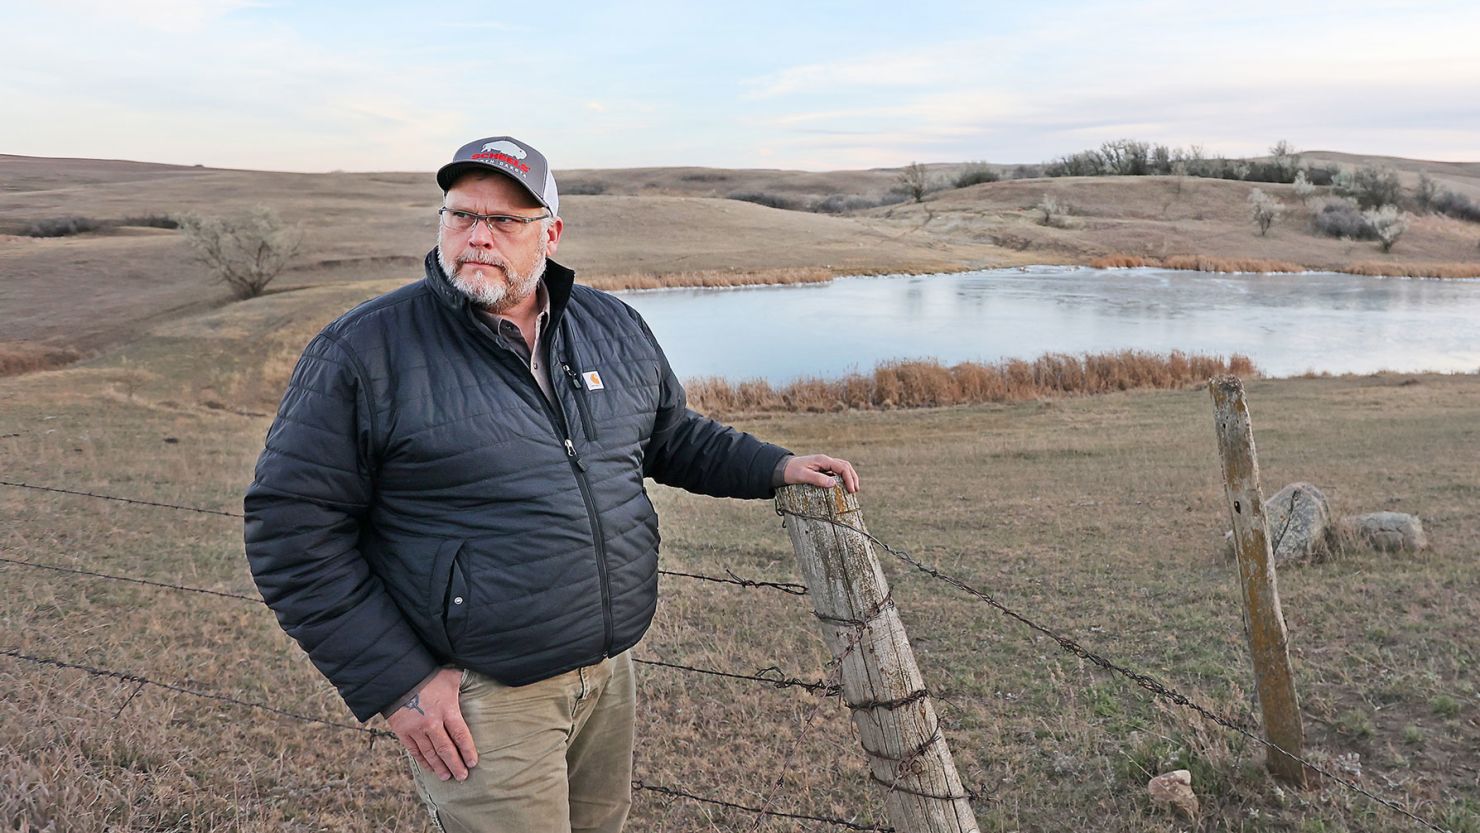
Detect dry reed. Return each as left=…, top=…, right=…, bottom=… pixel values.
left=1343, top=261, right=1480, bottom=279
left=686, top=350, right=1256, bottom=415
left=1091, top=253, right=1480, bottom=279
left=0, top=343, right=81, bottom=376
left=582, top=267, right=839, bottom=292
left=1089, top=254, right=1305, bottom=273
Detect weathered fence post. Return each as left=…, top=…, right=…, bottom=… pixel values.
left=775, top=483, right=981, bottom=833
left=1209, top=375, right=1309, bottom=787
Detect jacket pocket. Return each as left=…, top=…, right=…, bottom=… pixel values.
left=560, top=360, right=599, bottom=441
left=425, top=538, right=468, bottom=656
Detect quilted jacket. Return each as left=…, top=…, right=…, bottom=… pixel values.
left=244, top=252, right=790, bottom=720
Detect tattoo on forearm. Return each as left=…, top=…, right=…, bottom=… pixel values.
left=402, top=693, right=425, bottom=716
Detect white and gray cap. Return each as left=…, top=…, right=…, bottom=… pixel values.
left=436, top=135, right=559, bottom=217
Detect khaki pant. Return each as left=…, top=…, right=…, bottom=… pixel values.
left=409, top=652, right=635, bottom=833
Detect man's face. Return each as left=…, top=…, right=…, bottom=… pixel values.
left=436, top=171, right=563, bottom=313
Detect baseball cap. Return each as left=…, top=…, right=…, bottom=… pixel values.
left=436, top=136, right=559, bottom=217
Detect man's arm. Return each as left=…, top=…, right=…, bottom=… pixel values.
left=638, top=318, right=859, bottom=496
left=244, top=333, right=442, bottom=721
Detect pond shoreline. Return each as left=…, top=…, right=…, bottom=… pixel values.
left=599, top=257, right=1480, bottom=296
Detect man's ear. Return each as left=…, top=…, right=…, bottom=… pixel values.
left=544, top=217, right=564, bottom=258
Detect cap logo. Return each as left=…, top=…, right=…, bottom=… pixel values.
left=468, top=150, right=531, bottom=174
left=481, top=140, right=527, bottom=159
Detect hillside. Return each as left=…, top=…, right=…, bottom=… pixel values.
left=2, top=152, right=1477, bottom=371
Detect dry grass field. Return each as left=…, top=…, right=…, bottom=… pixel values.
left=1, top=266, right=1477, bottom=832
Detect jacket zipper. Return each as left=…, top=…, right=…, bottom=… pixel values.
left=466, top=308, right=616, bottom=656
left=561, top=362, right=598, bottom=440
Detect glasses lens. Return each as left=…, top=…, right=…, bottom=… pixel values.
left=441, top=209, right=475, bottom=232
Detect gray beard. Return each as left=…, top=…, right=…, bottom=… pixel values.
left=437, top=235, right=548, bottom=313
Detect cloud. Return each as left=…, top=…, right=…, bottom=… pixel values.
left=57, top=0, right=262, bottom=32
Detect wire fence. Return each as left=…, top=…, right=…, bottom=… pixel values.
left=0, top=479, right=807, bottom=596
left=1, top=647, right=890, bottom=832
left=1, top=478, right=1460, bottom=833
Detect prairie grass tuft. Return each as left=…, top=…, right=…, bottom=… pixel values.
left=1090, top=253, right=1480, bottom=278
left=687, top=350, right=1256, bottom=415
left=0, top=342, right=82, bottom=376
left=1344, top=262, right=1480, bottom=279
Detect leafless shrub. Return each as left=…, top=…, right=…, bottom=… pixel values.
left=1293, top=170, right=1316, bottom=204
left=22, top=216, right=104, bottom=237
left=1363, top=205, right=1408, bottom=252
left=954, top=162, right=1000, bottom=188
left=898, top=162, right=931, bottom=202
left=177, top=206, right=303, bottom=300
left=1429, top=188, right=1480, bottom=223
left=1036, top=194, right=1068, bottom=226
left=1313, top=198, right=1377, bottom=240
left=1334, top=165, right=1402, bottom=209
left=561, top=180, right=608, bottom=195
left=726, top=191, right=806, bottom=211
left=1248, top=188, right=1283, bottom=236
left=119, top=214, right=179, bottom=229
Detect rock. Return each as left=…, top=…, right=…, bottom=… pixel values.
left=1147, top=769, right=1199, bottom=821
left=1346, top=512, right=1428, bottom=552
left=1262, top=482, right=1333, bottom=564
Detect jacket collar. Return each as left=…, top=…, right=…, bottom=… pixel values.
left=422, top=247, right=576, bottom=330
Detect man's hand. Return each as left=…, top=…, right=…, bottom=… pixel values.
left=783, top=454, right=859, bottom=494
left=386, top=668, right=477, bottom=782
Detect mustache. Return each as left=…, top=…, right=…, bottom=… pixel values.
left=456, top=252, right=510, bottom=270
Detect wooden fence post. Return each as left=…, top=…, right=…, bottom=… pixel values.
left=1209, top=375, right=1309, bottom=787
left=775, top=483, right=981, bottom=833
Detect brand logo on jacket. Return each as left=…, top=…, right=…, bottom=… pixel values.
left=582, top=370, right=605, bottom=391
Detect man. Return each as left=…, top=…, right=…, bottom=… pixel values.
left=244, top=135, right=858, bottom=833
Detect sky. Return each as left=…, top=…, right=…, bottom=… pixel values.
left=2, top=0, right=1477, bottom=173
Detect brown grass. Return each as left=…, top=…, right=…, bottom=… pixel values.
left=1092, top=252, right=1480, bottom=279
left=686, top=351, right=1256, bottom=415
left=0, top=342, right=81, bottom=376
left=581, top=266, right=840, bottom=292
left=1089, top=253, right=1305, bottom=273
left=1343, top=261, right=1480, bottom=278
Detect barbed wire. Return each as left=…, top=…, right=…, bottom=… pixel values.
left=634, top=657, right=840, bottom=696
left=0, top=554, right=263, bottom=603
left=632, top=779, right=890, bottom=832
left=0, top=479, right=803, bottom=596
left=0, top=479, right=242, bottom=517
left=657, top=567, right=808, bottom=595
left=776, top=508, right=1453, bottom=833
left=2, top=647, right=885, bottom=832
left=2, top=647, right=395, bottom=738
left=1, top=551, right=832, bottom=699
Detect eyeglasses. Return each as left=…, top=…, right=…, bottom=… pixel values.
left=438, top=207, right=550, bottom=234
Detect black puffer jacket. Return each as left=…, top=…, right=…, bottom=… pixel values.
left=244, top=252, right=789, bottom=721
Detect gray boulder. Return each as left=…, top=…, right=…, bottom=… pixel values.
left=1345, top=512, right=1428, bottom=552
left=1262, top=482, right=1334, bottom=564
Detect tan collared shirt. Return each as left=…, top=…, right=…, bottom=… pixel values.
left=476, top=282, right=556, bottom=406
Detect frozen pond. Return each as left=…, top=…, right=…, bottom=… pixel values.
left=617, top=266, right=1480, bottom=382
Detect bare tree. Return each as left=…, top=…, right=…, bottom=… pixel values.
left=898, top=162, right=931, bottom=202
left=1036, top=194, right=1067, bottom=226
left=1268, top=140, right=1298, bottom=180
left=1363, top=205, right=1408, bottom=252
left=1415, top=174, right=1440, bottom=213
left=1248, top=188, right=1283, bottom=236
left=178, top=206, right=303, bottom=300
left=1292, top=170, right=1316, bottom=205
